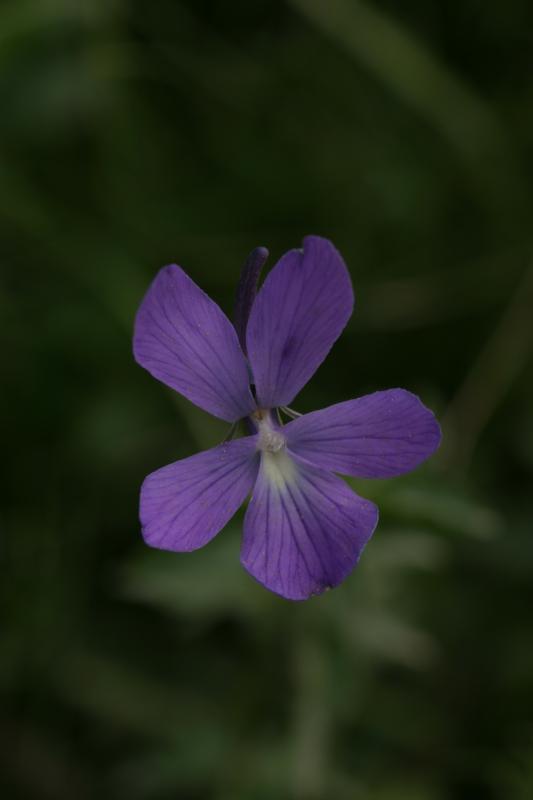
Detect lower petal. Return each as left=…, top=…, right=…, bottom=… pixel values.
left=141, top=437, right=259, bottom=551
left=241, top=451, right=378, bottom=600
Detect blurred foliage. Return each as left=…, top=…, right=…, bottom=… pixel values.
left=1, top=1, right=533, bottom=798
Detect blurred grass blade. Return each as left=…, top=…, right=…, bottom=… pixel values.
left=289, top=0, right=505, bottom=160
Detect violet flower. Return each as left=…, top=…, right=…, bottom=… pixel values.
left=134, top=236, right=441, bottom=600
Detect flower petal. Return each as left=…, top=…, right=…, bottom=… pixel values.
left=141, top=437, right=260, bottom=551
left=134, top=265, right=256, bottom=422
left=246, top=236, right=354, bottom=409
left=285, top=389, right=441, bottom=478
left=234, top=246, right=269, bottom=354
left=241, top=451, right=378, bottom=600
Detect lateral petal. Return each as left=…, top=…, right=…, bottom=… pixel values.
left=285, top=389, right=441, bottom=478
left=246, top=236, right=354, bottom=409
left=134, top=265, right=256, bottom=422
left=141, top=437, right=260, bottom=551
left=241, top=451, right=378, bottom=600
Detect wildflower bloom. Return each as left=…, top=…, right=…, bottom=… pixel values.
left=134, top=236, right=441, bottom=600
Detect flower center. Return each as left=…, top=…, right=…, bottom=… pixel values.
left=251, top=409, right=297, bottom=491
left=252, top=409, right=286, bottom=454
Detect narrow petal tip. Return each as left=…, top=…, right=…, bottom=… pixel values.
left=234, top=246, right=270, bottom=353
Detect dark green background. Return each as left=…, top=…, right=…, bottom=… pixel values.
left=2, top=1, right=533, bottom=798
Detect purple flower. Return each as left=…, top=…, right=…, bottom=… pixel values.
left=134, top=236, right=441, bottom=600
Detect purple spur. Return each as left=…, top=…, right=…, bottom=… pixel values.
left=134, top=236, right=441, bottom=600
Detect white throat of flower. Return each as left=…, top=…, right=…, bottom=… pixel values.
left=253, top=410, right=297, bottom=490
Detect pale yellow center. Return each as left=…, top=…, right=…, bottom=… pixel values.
left=253, top=411, right=297, bottom=491
left=261, top=449, right=297, bottom=491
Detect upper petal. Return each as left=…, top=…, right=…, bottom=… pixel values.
left=141, top=436, right=260, bottom=551
left=241, top=450, right=378, bottom=600
left=134, top=265, right=256, bottom=422
left=284, top=389, right=441, bottom=478
left=246, top=236, right=354, bottom=409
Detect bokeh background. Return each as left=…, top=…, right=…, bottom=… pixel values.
left=2, top=1, right=533, bottom=798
